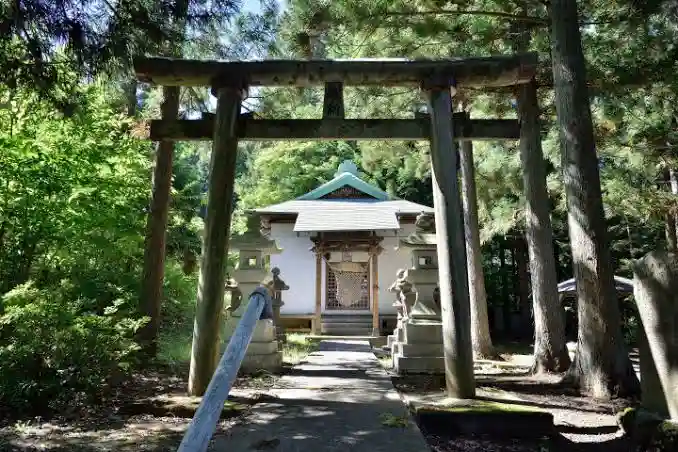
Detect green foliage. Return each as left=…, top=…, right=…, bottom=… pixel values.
left=0, top=81, right=179, bottom=411
left=0, top=282, right=145, bottom=411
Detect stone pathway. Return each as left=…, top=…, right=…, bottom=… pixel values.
left=210, top=340, right=430, bottom=451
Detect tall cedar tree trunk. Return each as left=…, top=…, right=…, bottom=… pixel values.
left=499, top=237, right=511, bottom=335
left=517, top=80, right=571, bottom=372
left=663, top=168, right=677, bottom=250
left=459, top=140, right=496, bottom=358
left=666, top=167, right=678, bottom=250
left=139, top=0, right=189, bottom=356
left=513, top=234, right=532, bottom=339
left=126, top=79, right=138, bottom=117
left=550, top=0, right=640, bottom=397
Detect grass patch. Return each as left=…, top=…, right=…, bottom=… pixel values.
left=377, top=355, right=393, bottom=369
left=283, top=333, right=319, bottom=365
left=380, top=413, right=410, bottom=427
left=157, top=326, right=193, bottom=367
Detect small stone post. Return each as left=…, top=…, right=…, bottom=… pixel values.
left=633, top=251, right=678, bottom=419
left=271, top=267, right=289, bottom=348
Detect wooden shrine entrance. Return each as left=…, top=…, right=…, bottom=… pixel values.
left=135, top=54, right=538, bottom=397
left=311, top=231, right=383, bottom=334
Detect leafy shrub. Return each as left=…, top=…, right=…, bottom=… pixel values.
left=0, top=281, right=146, bottom=412
left=161, top=261, right=199, bottom=330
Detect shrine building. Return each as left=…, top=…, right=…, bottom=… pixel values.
left=249, top=160, right=434, bottom=336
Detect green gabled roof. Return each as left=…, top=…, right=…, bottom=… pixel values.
left=297, top=161, right=391, bottom=201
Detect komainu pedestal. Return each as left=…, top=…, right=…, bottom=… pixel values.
left=391, top=212, right=445, bottom=374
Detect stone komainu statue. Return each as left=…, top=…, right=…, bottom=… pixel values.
left=225, top=277, right=243, bottom=313
left=414, top=211, right=435, bottom=234
left=389, top=269, right=416, bottom=319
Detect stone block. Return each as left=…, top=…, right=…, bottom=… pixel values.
left=633, top=251, right=678, bottom=419
left=234, top=268, right=268, bottom=282
left=252, top=319, right=276, bottom=342
left=408, top=268, right=439, bottom=285
left=409, top=297, right=440, bottom=320
left=393, top=355, right=444, bottom=374
left=403, top=320, right=443, bottom=344
left=409, top=276, right=438, bottom=303
left=393, top=342, right=444, bottom=357
left=246, top=341, right=279, bottom=355
left=241, top=350, right=283, bottom=374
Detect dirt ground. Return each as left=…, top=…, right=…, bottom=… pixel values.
left=389, top=351, right=639, bottom=452
left=0, top=344, right=640, bottom=452
left=0, top=364, right=281, bottom=451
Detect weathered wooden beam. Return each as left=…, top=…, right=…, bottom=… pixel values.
left=149, top=117, right=520, bottom=142
left=313, top=250, right=322, bottom=335
left=323, top=82, right=345, bottom=118
left=426, top=84, right=475, bottom=398
left=371, top=248, right=380, bottom=336
left=134, top=53, right=538, bottom=88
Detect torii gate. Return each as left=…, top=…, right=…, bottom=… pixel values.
left=134, top=53, right=539, bottom=398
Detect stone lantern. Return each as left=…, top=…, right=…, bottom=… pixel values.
left=390, top=212, right=444, bottom=374
left=224, top=214, right=283, bottom=373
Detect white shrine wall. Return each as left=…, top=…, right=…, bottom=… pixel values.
left=268, top=222, right=416, bottom=316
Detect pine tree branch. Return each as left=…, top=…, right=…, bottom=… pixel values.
left=381, top=8, right=548, bottom=25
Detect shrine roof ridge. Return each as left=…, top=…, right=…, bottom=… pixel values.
left=134, top=53, right=538, bottom=88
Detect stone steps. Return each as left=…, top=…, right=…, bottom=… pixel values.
left=321, top=313, right=373, bottom=336
left=393, top=355, right=444, bottom=373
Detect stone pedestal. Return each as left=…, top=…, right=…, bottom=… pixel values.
left=633, top=251, right=678, bottom=420
left=224, top=215, right=283, bottom=373
left=392, top=259, right=444, bottom=374
left=391, top=217, right=445, bottom=374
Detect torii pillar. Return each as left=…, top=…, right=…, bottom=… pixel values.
left=423, top=78, right=475, bottom=398
left=188, top=80, right=246, bottom=396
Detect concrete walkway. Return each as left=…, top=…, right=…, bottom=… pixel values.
left=211, top=340, right=430, bottom=451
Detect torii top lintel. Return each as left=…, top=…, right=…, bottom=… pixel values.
left=133, top=53, right=537, bottom=88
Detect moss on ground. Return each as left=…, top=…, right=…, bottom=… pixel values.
left=617, top=407, right=678, bottom=451
left=414, top=399, right=544, bottom=415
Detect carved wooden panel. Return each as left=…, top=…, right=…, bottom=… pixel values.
left=325, top=264, right=370, bottom=311
left=319, top=186, right=376, bottom=199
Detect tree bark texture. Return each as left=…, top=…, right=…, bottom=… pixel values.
left=632, top=251, right=678, bottom=419
left=513, top=234, right=532, bottom=339
left=426, top=85, right=475, bottom=398
left=139, top=85, right=180, bottom=355
left=188, top=86, right=243, bottom=396
left=459, top=140, right=496, bottom=358
left=550, top=0, right=639, bottom=397
left=517, top=79, right=571, bottom=373
left=666, top=168, right=678, bottom=251
left=499, top=237, right=511, bottom=335
left=126, top=78, right=138, bottom=117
